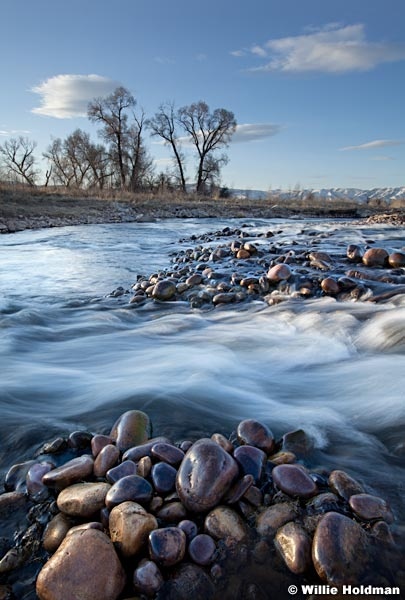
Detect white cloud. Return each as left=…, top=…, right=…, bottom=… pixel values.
left=230, top=50, right=246, bottom=57
left=154, top=56, right=175, bottom=65
left=370, top=155, right=395, bottom=161
left=0, top=129, right=31, bottom=136
left=31, top=74, right=121, bottom=118
left=340, top=139, right=403, bottom=151
left=235, top=24, right=405, bottom=73
left=232, top=123, right=282, bottom=143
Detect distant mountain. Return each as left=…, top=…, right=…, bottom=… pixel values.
left=230, top=187, right=405, bottom=205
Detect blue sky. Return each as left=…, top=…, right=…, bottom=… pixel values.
left=1, top=0, right=404, bottom=190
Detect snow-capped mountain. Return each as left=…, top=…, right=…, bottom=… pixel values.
left=231, top=187, right=405, bottom=205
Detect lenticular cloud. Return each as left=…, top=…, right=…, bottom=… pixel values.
left=31, top=74, right=120, bottom=118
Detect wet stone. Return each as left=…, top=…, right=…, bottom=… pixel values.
left=152, top=280, right=176, bottom=301
left=188, top=534, right=216, bottom=566
left=282, top=429, right=313, bottom=456
left=57, top=482, right=111, bottom=518
left=211, top=433, right=234, bottom=453
left=151, top=462, right=177, bottom=494
left=67, top=430, right=92, bottom=450
left=4, top=460, right=36, bottom=492
left=106, top=459, right=137, bottom=483
left=93, top=444, right=120, bottom=477
left=274, top=521, right=312, bottom=574
left=243, top=484, right=263, bottom=507
left=176, top=438, right=239, bottom=513
left=137, top=455, right=152, bottom=478
left=133, top=559, right=164, bottom=596
left=212, top=292, right=235, bottom=305
left=233, top=445, right=266, bottom=483
left=122, top=437, right=170, bottom=461
left=267, top=264, right=292, bottom=282
left=269, top=451, right=296, bottom=465
left=347, top=244, right=363, bottom=262
left=42, top=455, right=94, bottom=489
left=91, top=434, right=113, bottom=457
left=224, top=474, right=254, bottom=504
left=388, top=251, right=405, bottom=268
left=36, top=529, right=125, bottom=600
left=204, top=506, right=248, bottom=544
left=256, top=503, right=299, bottom=539
left=109, top=501, right=158, bottom=557
left=178, top=520, right=198, bottom=542
left=328, top=469, right=364, bottom=501
left=156, top=502, right=187, bottom=522
left=42, top=512, right=76, bottom=553
left=362, top=247, right=389, bottom=267
left=370, top=521, right=395, bottom=545
left=321, top=277, right=340, bottom=295
left=110, top=410, right=151, bottom=452
left=349, top=493, right=394, bottom=523
left=26, top=462, right=53, bottom=499
left=105, top=475, right=153, bottom=509
left=306, top=492, right=343, bottom=516
left=272, top=464, right=317, bottom=498
left=312, top=511, right=373, bottom=585
left=237, top=419, right=275, bottom=454
left=151, top=442, right=184, bottom=466
left=149, top=527, right=186, bottom=567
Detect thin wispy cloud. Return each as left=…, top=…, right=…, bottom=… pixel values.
left=31, top=74, right=120, bottom=118
left=232, top=123, right=282, bottom=143
left=232, top=24, right=405, bottom=74
left=0, top=128, right=30, bottom=136
left=154, top=56, right=175, bottom=65
left=370, top=155, right=395, bottom=161
left=340, top=139, right=403, bottom=151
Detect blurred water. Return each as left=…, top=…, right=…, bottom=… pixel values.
left=0, top=218, right=404, bottom=528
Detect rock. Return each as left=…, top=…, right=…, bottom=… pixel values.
left=388, top=251, right=405, bottom=268
left=42, top=455, right=94, bottom=489
left=149, top=527, right=186, bottom=567
left=236, top=249, right=251, bottom=259
left=347, top=244, right=363, bottom=262
left=93, top=444, right=120, bottom=477
left=224, top=474, right=254, bottom=504
left=274, top=521, right=312, bottom=574
left=178, top=520, right=199, bottom=542
left=272, top=464, right=317, bottom=498
left=362, top=247, right=389, bottom=267
left=328, top=470, right=364, bottom=501
left=312, top=511, right=373, bottom=585
left=151, top=442, right=184, bottom=466
left=152, top=280, right=176, bottom=300
left=321, top=277, right=340, bottom=295
left=282, top=429, right=313, bottom=456
left=267, top=264, right=291, bottom=282
left=349, top=493, right=394, bottom=523
left=156, top=502, right=187, bottom=522
left=109, top=501, right=158, bottom=557
left=36, top=529, right=125, bottom=600
left=122, top=437, right=170, bottom=461
left=212, top=292, right=236, bottom=305
left=137, top=456, right=152, bottom=478
left=268, top=451, right=296, bottom=465
left=236, top=419, right=275, bottom=453
left=370, top=521, right=395, bottom=545
left=151, top=462, right=177, bottom=494
left=42, top=513, right=76, bottom=553
left=234, top=445, right=266, bottom=483
left=66, top=522, right=104, bottom=536
left=106, top=460, right=137, bottom=483
left=67, top=431, right=92, bottom=449
left=256, top=503, right=299, bottom=538
left=105, top=475, right=153, bottom=509
left=57, top=482, right=111, bottom=518
left=306, top=492, right=343, bottom=516
left=188, top=534, right=216, bottom=566
left=110, top=410, right=151, bottom=452
left=26, top=462, right=53, bottom=499
left=211, top=433, right=234, bottom=453
left=91, top=434, right=113, bottom=457
left=4, top=460, right=36, bottom=492
left=133, top=559, right=164, bottom=596
left=204, top=506, right=248, bottom=544
left=176, top=438, right=238, bottom=512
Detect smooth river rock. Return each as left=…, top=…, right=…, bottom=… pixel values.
left=362, top=247, right=389, bottom=267
left=349, top=493, right=394, bottom=523
left=328, top=469, right=364, bottom=501
left=274, top=521, right=312, bottom=574
left=133, top=559, right=164, bottom=596
left=204, top=506, right=248, bottom=544
left=42, top=455, right=94, bottom=489
left=149, top=527, right=186, bottom=567
left=236, top=419, right=275, bottom=453
left=109, top=501, right=158, bottom=557
left=110, top=410, right=151, bottom=452
left=93, top=444, right=120, bottom=477
left=105, top=474, right=153, bottom=509
left=36, top=529, right=125, bottom=600
left=57, top=482, right=111, bottom=518
left=312, top=511, right=373, bottom=585
left=176, top=438, right=239, bottom=512
left=256, top=503, right=299, bottom=539
left=272, top=464, right=317, bottom=498
left=152, top=280, right=176, bottom=301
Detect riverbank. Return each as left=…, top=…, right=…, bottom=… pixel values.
left=1, top=185, right=403, bottom=234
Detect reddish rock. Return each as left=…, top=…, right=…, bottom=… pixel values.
left=272, top=464, right=317, bottom=498
left=237, top=419, right=275, bottom=453
left=110, top=410, right=151, bottom=452
left=274, top=521, right=312, bottom=574
left=57, top=482, right=111, bottom=518
left=42, top=455, right=94, bottom=489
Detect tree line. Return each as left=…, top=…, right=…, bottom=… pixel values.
left=0, top=87, right=237, bottom=194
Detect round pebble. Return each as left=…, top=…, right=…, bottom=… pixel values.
left=148, top=527, right=186, bottom=567
left=237, top=419, right=275, bottom=453
left=272, top=464, right=317, bottom=498
left=188, top=534, right=216, bottom=566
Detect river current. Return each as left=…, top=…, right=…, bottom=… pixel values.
left=0, top=218, right=404, bottom=540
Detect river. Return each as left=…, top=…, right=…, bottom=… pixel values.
left=0, top=218, right=404, bottom=590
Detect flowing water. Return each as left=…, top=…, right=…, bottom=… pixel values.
left=0, top=218, right=404, bottom=579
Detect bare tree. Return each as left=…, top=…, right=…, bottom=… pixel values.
left=147, top=102, right=187, bottom=193
left=128, top=110, right=154, bottom=191
left=88, top=86, right=135, bottom=188
left=177, top=101, right=236, bottom=193
left=0, top=136, right=38, bottom=185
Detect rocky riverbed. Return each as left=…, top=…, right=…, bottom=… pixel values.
left=0, top=410, right=402, bottom=600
